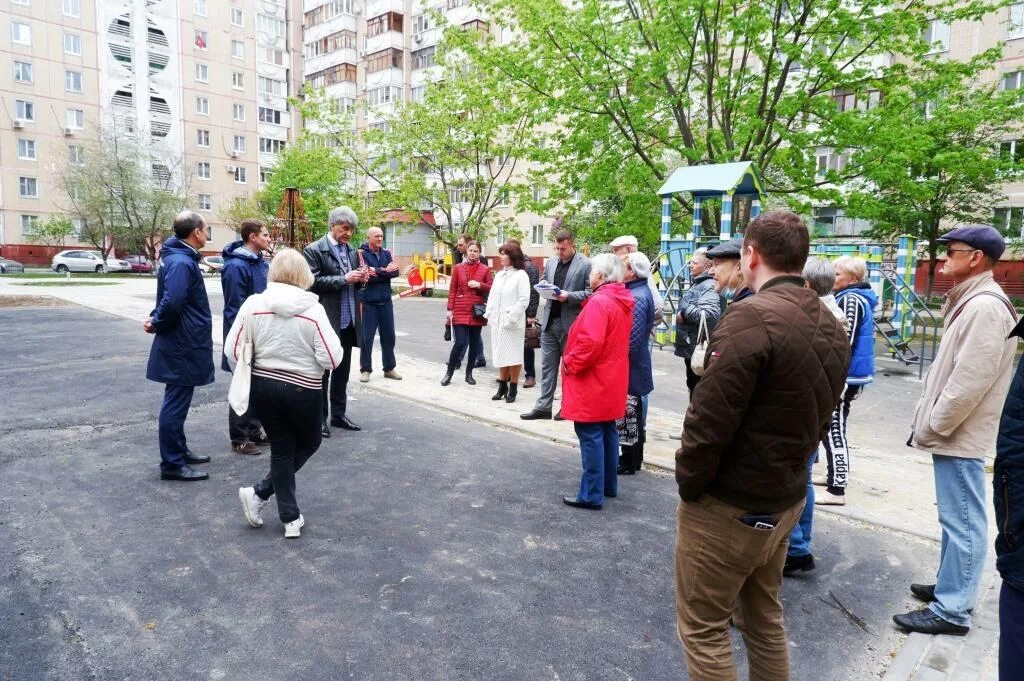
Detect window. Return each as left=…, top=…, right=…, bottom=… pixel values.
left=234, top=166, right=247, bottom=183
left=14, top=61, right=33, bottom=84
left=531, top=185, right=547, bottom=203
left=16, top=99, right=34, bottom=122
left=232, top=72, right=244, bottom=89
left=366, top=11, right=404, bottom=37
left=62, top=0, right=80, bottom=17
left=412, top=46, right=436, bottom=70
left=195, top=63, right=209, bottom=82
left=196, top=96, right=209, bottom=115
left=1004, top=71, right=1024, bottom=92
left=531, top=224, right=544, bottom=246
left=19, top=176, right=38, bottom=198
left=64, top=33, right=82, bottom=56
left=198, top=194, right=212, bottom=211
left=65, top=70, right=83, bottom=93
left=11, top=0, right=29, bottom=5
left=305, top=63, right=357, bottom=87
left=260, top=167, right=273, bottom=185
left=447, top=0, right=468, bottom=8
left=995, top=207, right=1024, bottom=237
left=365, top=85, right=402, bottom=106
left=834, top=90, right=881, bottom=112
left=197, top=129, right=210, bottom=147
left=259, top=137, right=286, bottom=153
left=17, top=139, right=36, bottom=160
left=68, top=145, right=84, bottom=165
left=232, top=40, right=245, bottom=60
left=195, top=30, right=207, bottom=49
left=413, top=14, right=431, bottom=33
left=923, top=18, right=949, bottom=53
left=304, top=29, right=356, bottom=59
left=449, top=187, right=466, bottom=204
left=193, top=0, right=207, bottom=16
left=11, top=22, right=31, bottom=45
left=497, top=188, right=510, bottom=206
left=1010, top=3, right=1024, bottom=38
left=20, top=215, right=39, bottom=236
left=258, top=107, right=282, bottom=124
left=332, top=97, right=355, bottom=113
left=366, top=48, right=403, bottom=73
left=233, top=135, right=246, bottom=153
left=494, top=223, right=505, bottom=244
left=258, top=76, right=286, bottom=97
left=304, top=0, right=354, bottom=27
left=71, top=218, right=82, bottom=237
left=197, top=161, right=211, bottom=179
left=815, top=147, right=849, bottom=176
left=257, top=14, right=285, bottom=38
left=231, top=8, right=243, bottom=26
left=233, top=104, right=245, bottom=121
left=1000, top=139, right=1024, bottom=164
left=411, top=85, right=425, bottom=103
left=66, top=108, right=84, bottom=128
left=262, top=47, right=285, bottom=65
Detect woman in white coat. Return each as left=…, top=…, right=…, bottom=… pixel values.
left=485, top=241, right=530, bottom=403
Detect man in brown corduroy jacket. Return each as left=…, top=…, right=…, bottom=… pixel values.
left=674, top=210, right=850, bottom=681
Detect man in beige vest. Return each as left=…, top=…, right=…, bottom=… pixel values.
left=894, top=225, right=1018, bottom=636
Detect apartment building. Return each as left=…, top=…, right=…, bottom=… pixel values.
left=0, top=0, right=304, bottom=262
left=301, top=0, right=557, bottom=262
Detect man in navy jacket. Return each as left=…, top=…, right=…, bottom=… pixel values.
left=220, top=219, right=269, bottom=454
left=357, top=227, right=402, bottom=382
left=145, top=211, right=215, bottom=481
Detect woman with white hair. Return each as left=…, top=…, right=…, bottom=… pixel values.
left=226, top=248, right=343, bottom=538
left=617, top=251, right=655, bottom=475
left=560, top=253, right=635, bottom=510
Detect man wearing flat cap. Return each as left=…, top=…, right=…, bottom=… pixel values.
left=610, top=235, right=664, bottom=323
left=894, top=224, right=1019, bottom=636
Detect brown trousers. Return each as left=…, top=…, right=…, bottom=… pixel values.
left=674, top=496, right=804, bottom=681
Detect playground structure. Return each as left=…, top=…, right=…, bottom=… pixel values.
left=653, top=162, right=939, bottom=378
left=398, top=252, right=444, bottom=298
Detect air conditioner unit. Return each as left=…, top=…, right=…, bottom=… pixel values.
left=63, top=127, right=74, bottom=136
left=230, top=151, right=239, bottom=159
left=227, top=165, right=238, bottom=173
left=13, top=120, right=24, bottom=129
left=414, top=34, right=423, bottom=43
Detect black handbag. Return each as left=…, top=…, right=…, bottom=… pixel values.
left=472, top=303, right=487, bottom=318
left=524, top=321, right=541, bottom=349
left=443, top=322, right=452, bottom=341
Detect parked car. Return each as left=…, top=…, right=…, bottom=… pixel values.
left=202, top=255, right=224, bottom=274
left=51, top=250, right=131, bottom=273
left=0, top=257, right=25, bottom=274
left=123, top=255, right=153, bottom=274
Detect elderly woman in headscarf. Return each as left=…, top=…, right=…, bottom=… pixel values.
left=617, top=251, right=655, bottom=475
left=560, top=253, right=635, bottom=510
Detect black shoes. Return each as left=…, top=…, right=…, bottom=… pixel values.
left=184, top=450, right=210, bottom=464
left=160, top=464, right=209, bottom=481
left=783, top=553, right=816, bottom=576
left=505, top=383, right=518, bottom=403
left=617, top=465, right=638, bottom=475
left=562, top=496, right=602, bottom=510
left=492, top=380, right=509, bottom=400
left=892, top=608, right=969, bottom=636
left=321, top=422, right=331, bottom=438
left=465, top=371, right=476, bottom=386
left=911, top=583, right=937, bottom=602
left=440, top=369, right=454, bottom=386
left=475, top=356, right=487, bottom=368
left=331, top=416, right=360, bottom=431
left=520, top=409, right=552, bottom=420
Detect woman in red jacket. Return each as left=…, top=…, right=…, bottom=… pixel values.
left=442, top=241, right=493, bottom=386
left=561, top=253, right=634, bottom=510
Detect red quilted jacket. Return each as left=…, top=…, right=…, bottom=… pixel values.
left=560, top=282, right=634, bottom=423
left=447, top=260, right=493, bottom=326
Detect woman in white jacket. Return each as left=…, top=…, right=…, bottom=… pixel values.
left=226, top=249, right=342, bottom=538
left=485, top=242, right=530, bottom=403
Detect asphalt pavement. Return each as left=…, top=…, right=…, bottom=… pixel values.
left=0, top=300, right=952, bottom=680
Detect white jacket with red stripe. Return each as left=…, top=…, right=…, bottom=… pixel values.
left=224, top=282, right=342, bottom=389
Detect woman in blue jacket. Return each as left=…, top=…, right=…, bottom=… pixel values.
left=618, top=252, right=655, bottom=475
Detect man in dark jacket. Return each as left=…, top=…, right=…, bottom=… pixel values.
left=145, top=211, right=216, bottom=481
left=673, top=210, right=849, bottom=679
left=996, top=319, right=1024, bottom=676
left=303, top=206, right=369, bottom=437
left=357, top=227, right=402, bottom=382
left=220, top=219, right=270, bottom=455
left=673, top=247, right=722, bottom=395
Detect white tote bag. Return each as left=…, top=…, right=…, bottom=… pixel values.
left=690, top=311, right=711, bottom=377
left=228, top=314, right=254, bottom=416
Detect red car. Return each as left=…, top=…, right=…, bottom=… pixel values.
left=123, top=255, right=153, bottom=273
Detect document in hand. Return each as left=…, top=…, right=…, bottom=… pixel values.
left=534, top=282, right=562, bottom=300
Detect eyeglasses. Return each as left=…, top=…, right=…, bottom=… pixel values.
left=944, top=248, right=979, bottom=257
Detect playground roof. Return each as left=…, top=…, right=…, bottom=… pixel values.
left=657, top=161, right=764, bottom=199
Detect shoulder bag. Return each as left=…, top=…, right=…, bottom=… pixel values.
left=524, top=320, right=541, bottom=349
left=690, top=311, right=711, bottom=377
left=228, top=313, right=254, bottom=416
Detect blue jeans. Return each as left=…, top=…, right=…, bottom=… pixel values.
left=788, top=452, right=817, bottom=557
left=930, top=454, right=987, bottom=627
left=158, top=384, right=195, bottom=471
left=574, top=421, right=618, bottom=505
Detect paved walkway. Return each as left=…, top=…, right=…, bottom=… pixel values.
left=0, top=273, right=1004, bottom=680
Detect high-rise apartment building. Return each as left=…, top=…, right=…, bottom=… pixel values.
left=0, top=0, right=304, bottom=262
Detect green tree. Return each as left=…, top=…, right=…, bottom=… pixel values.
left=26, top=215, right=76, bottom=249
left=218, top=196, right=272, bottom=235
left=456, top=0, right=1007, bottom=229
left=844, top=55, right=1024, bottom=294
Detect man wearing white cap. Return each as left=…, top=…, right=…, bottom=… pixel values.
left=610, top=235, right=664, bottom=323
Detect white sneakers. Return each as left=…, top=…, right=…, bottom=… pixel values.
left=284, top=514, right=305, bottom=538
left=238, top=487, right=268, bottom=528
left=815, top=490, right=846, bottom=506
left=383, top=369, right=403, bottom=380
left=812, top=474, right=828, bottom=486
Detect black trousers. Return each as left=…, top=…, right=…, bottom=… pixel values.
left=822, top=384, right=862, bottom=493
left=250, top=376, right=323, bottom=523
left=322, top=324, right=356, bottom=423
left=524, top=344, right=536, bottom=379
left=683, top=357, right=701, bottom=395
left=447, top=325, right=482, bottom=370
left=228, top=405, right=262, bottom=444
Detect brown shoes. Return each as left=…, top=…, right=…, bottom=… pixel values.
left=232, top=441, right=261, bottom=455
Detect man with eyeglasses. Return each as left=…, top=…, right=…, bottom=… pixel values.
left=894, top=224, right=1018, bottom=636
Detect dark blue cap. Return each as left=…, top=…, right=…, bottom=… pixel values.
left=705, top=237, right=743, bottom=259
left=937, top=224, right=1005, bottom=261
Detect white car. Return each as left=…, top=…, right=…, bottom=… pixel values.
left=51, top=250, right=131, bottom=273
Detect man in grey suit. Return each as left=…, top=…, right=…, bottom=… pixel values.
left=521, top=229, right=591, bottom=420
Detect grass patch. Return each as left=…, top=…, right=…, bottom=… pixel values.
left=2, top=272, right=140, bottom=280
left=17, top=280, right=120, bottom=287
